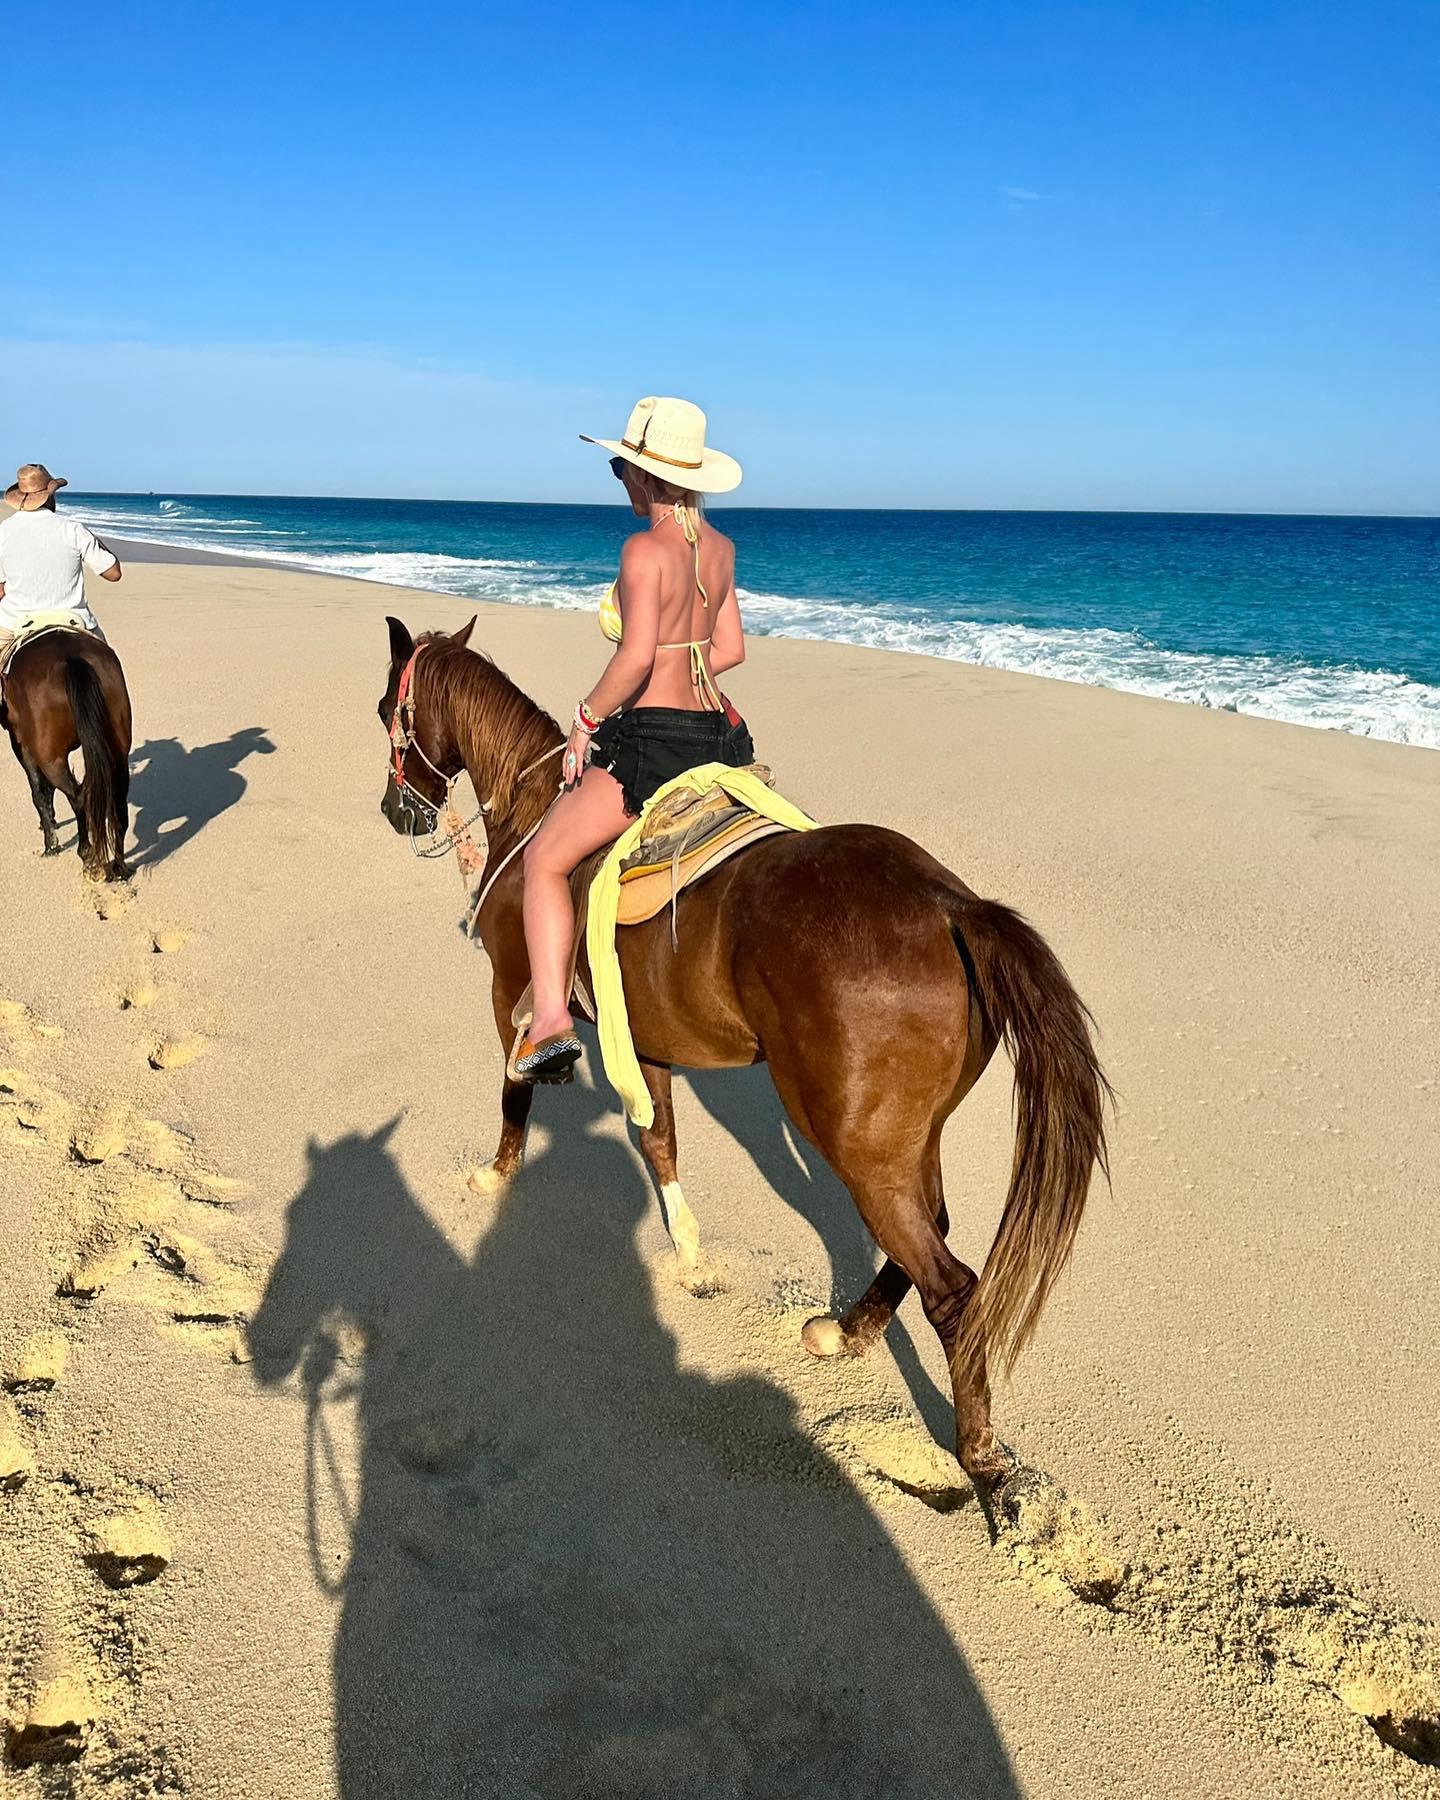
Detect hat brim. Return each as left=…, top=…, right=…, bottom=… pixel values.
left=580, top=435, right=742, bottom=496
left=4, top=476, right=67, bottom=508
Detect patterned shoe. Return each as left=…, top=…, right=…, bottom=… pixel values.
left=513, top=1032, right=583, bottom=1083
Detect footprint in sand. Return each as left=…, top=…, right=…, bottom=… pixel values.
left=84, top=880, right=135, bottom=922
left=991, top=1449, right=1440, bottom=1767
left=82, top=1497, right=171, bottom=1589
left=148, top=1035, right=207, bottom=1072
left=0, top=1399, right=35, bottom=1490
left=3, top=1329, right=68, bottom=1396
left=150, top=928, right=190, bottom=956
left=71, top=1111, right=130, bottom=1165
left=5, top=1655, right=98, bottom=1768
left=117, top=979, right=159, bottom=1011
left=0, top=998, right=63, bottom=1043
left=2, top=1067, right=72, bottom=1144
left=816, top=1405, right=973, bottom=1516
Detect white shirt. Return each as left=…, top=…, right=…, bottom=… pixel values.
left=0, top=508, right=116, bottom=630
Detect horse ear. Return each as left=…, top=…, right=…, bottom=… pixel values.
left=451, top=615, right=477, bottom=649
left=386, top=616, right=414, bottom=666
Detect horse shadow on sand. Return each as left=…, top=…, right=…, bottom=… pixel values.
left=127, top=727, right=274, bottom=867
left=249, top=1081, right=1020, bottom=1799
left=684, top=1065, right=958, bottom=1444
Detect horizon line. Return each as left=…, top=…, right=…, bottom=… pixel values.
left=69, top=490, right=1440, bottom=523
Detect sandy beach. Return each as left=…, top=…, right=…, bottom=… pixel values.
left=2, top=550, right=1438, bottom=1797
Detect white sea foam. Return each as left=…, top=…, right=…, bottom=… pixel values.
left=734, top=588, right=1440, bottom=748
left=77, top=510, right=1440, bottom=750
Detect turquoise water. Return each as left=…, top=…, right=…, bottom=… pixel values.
left=75, top=493, right=1440, bottom=747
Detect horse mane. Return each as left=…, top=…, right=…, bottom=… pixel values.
left=415, top=635, right=563, bottom=836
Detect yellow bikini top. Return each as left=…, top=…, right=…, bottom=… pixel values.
left=600, top=504, right=723, bottom=710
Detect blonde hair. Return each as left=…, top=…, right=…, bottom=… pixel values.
left=634, top=466, right=705, bottom=539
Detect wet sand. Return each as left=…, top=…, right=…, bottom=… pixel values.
left=2, top=555, right=1438, bottom=1795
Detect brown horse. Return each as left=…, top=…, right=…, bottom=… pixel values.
left=378, top=615, right=1110, bottom=1504
left=1, top=629, right=132, bottom=880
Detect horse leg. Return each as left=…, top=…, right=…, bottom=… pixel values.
left=802, top=1146, right=949, bottom=1359
left=471, top=979, right=535, bottom=1192
left=10, top=738, right=61, bottom=855
left=637, top=1062, right=702, bottom=1283
left=845, top=1174, right=1013, bottom=1497
left=41, top=755, right=86, bottom=861
left=110, top=748, right=132, bottom=881
left=766, top=1043, right=1013, bottom=1496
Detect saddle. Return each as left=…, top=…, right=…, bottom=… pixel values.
left=504, top=765, right=787, bottom=1077
left=0, top=611, right=96, bottom=679
left=615, top=765, right=788, bottom=927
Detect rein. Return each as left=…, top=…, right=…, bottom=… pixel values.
left=389, top=642, right=565, bottom=890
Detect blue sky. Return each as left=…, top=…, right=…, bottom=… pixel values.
left=4, top=0, right=1436, bottom=510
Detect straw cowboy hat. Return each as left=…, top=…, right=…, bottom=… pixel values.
left=581, top=396, right=742, bottom=495
left=4, top=464, right=69, bottom=510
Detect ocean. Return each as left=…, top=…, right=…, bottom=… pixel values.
left=74, top=494, right=1439, bottom=749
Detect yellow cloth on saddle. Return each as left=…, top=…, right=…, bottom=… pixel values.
left=587, top=762, right=817, bottom=1128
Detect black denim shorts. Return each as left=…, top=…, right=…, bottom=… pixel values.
left=588, top=705, right=756, bottom=816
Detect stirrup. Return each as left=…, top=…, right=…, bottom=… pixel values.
left=512, top=1031, right=583, bottom=1084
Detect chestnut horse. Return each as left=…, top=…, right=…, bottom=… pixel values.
left=1, top=628, right=132, bottom=881
left=378, top=615, right=1109, bottom=1504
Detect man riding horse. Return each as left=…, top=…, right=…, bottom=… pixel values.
left=1, top=464, right=133, bottom=881
left=0, top=464, right=123, bottom=665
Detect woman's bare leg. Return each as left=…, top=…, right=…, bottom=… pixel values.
left=521, top=764, right=633, bottom=1041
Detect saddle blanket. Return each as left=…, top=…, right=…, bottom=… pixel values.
left=588, top=762, right=817, bottom=1128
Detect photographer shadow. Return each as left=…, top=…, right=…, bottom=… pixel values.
left=249, top=1081, right=1018, bottom=1798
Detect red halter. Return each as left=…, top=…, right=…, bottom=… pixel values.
left=389, top=644, right=427, bottom=787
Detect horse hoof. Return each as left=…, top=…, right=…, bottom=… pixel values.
left=465, top=1163, right=510, bottom=1197
left=801, top=1315, right=850, bottom=1359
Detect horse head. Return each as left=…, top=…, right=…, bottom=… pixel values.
left=377, top=613, right=475, bottom=835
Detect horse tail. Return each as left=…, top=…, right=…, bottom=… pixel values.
left=64, top=656, right=124, bottom=873
left=950, top=896, right=1112, bottom=1380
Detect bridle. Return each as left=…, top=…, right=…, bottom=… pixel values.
left=387, top=643, right=565, bottom=895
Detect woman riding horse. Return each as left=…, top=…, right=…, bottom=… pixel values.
left=515, top=397, right=755, bottom=1082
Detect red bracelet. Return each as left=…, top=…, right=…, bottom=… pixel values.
left=575, top=700, right=601, bottom=734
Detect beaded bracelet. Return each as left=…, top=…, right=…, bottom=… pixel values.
left=574, top=699, right=601, bottom=734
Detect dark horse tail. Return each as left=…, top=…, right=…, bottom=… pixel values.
left=951, top=897, right=1112, bottom=1379
left=64, top=657, right=125, bottom=874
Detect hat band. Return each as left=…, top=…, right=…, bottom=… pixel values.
left=621, top=436, right=702, bottom=472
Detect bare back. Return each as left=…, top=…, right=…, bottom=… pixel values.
left=624, top=518, right=737, bottom=711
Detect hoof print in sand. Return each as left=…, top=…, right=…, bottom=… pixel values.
left=83, top=1501, right=171, bottom=1589
left=3, top=1330, right=68, bottom=1395
left=817, top=1406, right=972, bottom=1515
left=0, top=1405, right=34, bottom=1490
left=148, top=1035, right=207, bottom=1072
left=376, top=1414, right=475, bottom=1480
left=118, top=980, right=158, bottom=1010
left=71, top=1115, right=129, bottom=1164
left=5, top=1663, right=96, bottom=1768
left=995, top=1467, right=1127, bottom=1606
left=0, top=998, right=62, bottom=1043
left=150, top=929, right=189, bottom=956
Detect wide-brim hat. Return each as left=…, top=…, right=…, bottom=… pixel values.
left=581, top=396, right=742, bottom=495
left=5, top=464, right=68, bottom=509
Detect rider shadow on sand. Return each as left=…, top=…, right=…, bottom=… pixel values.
left=127, top=727, right=274, bottom=867
left=248, top=1084, right=1021, bottom=1800
left=684, top=1065, right=958, bottom=1444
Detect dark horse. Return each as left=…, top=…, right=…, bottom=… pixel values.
left=1, top=629, right=132, bottom=880
left=378, top=615, right=1109, bottom=1506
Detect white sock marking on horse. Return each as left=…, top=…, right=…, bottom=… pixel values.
left=660, top=1181, right=700, bottom=1272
